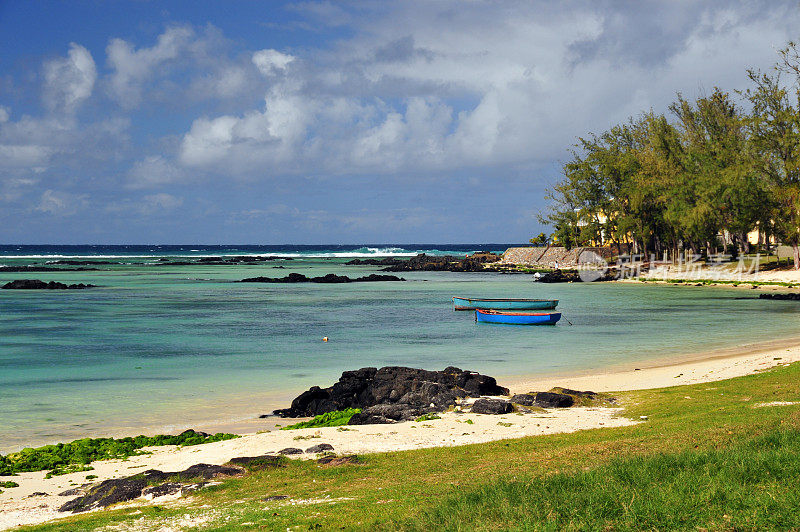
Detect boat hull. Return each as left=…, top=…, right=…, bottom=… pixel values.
left=475, top=309, right=561, bottom=325
left=453, top=297, right=558, bottom=311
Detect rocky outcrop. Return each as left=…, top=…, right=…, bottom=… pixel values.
left=238, top=273, right=405, bottom=283
left=2, top=279, right=96, bottom=289
left=278, top=447, right=303, bottom=455
left=274, top=366, right=509, bottom=422
left=225, top=455, right=285, bottom=471
left=470, top=398, right=513, bottom=414
left=58, top=464, right=242, bottom=513
left=511, top=388, right=614, bottom=408
left=759, top=293, right=800, bottom=301
left=378, top=253, right=501, bottom=273
left=511, top=392, right=574, bottom=408
left=0, top=266, right=99, bottom=272
left=305, top=443, right=334, bottom=453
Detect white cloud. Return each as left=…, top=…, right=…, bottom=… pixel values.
left=127, top=155, right=185, bottom=189
left=166, top=1, right=800, bottom=180
left=0, top=106, right=9, bottom=123
left=35, top=189, right=89, bottom=216
left=0, top=144, right=53, bottom=169
left=43, top=43, right=96, bottom=113
left=106, top=26, right=195, bottom=107
left=105, top=193, right=183, bottom=216
left=252, top=49, right=295, bottom=76
left=142, top=193, right=183, bottom=211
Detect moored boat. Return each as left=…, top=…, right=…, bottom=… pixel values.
left=453, top=296, right=558, bottom=311
left=475, top=309, right=561, bottom=325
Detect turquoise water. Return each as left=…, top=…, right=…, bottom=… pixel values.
left=2, top=248, right=800, bottom=452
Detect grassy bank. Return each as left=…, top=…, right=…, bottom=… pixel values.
left=22, top=362, right=800, bottom=531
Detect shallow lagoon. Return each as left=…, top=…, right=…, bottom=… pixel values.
left=2, top=255, right=800, bottom=451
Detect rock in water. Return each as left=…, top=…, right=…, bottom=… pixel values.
left=2, top=279, right=96, bottom=289
left=470, top=398, right=513, bottom=414
left=238, top=273, right=405, bottom=283
left=273, top=366, right=509, bottom=420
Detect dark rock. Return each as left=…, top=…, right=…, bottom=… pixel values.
left=58, top=465, right=243, bottom=513
left=226, top=455, right=285, bottom=470
left=27, top=492, right=48, bottom=497
left=0, top=266, right=99, bottom=272
left=470, top=398, right=513, bottom=415
left=317, top=455, right=359, bottom=466
left=760, top=293, right=800, bottom=301
left=142, top=482, right=183, bottom=498
left=263, top=495, right=289, bottom=501
left=59, top=477, right=148, bottom=513
left=176, top=463, right=241, bottom=480
left=348, top=403, right=427, bottom=425
left=2, top=279, right=96, bottom=290
left=510, top=394, right=537, bottom=406
left=238, top=273, right=405, bottom=283
left=274, top=366, right=508, bottom=418
left=345, top=257, right=404, bottom=266
left=305, top=443, right=334, bottom=453
left=532, top=392, right=574, bottom=408
left=58, top=488, right=83, bottom=497
left=379, top=253, right=500, bottom=273
left=47, top=260, right=119, bottom=265
left=278, top=447, right=303, bottom=455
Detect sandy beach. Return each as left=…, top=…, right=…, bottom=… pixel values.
left=3, top=339, right=800, bottom=530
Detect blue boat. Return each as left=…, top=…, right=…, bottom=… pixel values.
left=475, top=309, right=561, bottom=325
left=453, top=297, right=558, bottom=311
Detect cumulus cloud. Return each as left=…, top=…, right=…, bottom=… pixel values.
left=252, top=49, right=295, bottom=76
left=170, top=1, right=800, bottom=180
left=0, top=106, right=9, bottom=123
left=35, top=189, right=89, bottom=216
left=106, top=26, right=195, bottom=107
left=43, top=43, right=96, bottom=113
left=127, top=155, right=185, bottom=189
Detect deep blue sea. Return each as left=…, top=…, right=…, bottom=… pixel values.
left=2, top=244, right=800, bottom=452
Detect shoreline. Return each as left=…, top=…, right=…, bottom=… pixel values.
left=4, top=338, right=800, bottom=529
left=503, top=334, right=800, bottom=394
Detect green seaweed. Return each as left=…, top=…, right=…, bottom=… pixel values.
left=280, top=408, right=361, bottom=430
left=0, top=430, right=239, bottom=476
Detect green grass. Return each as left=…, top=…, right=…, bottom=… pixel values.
left=0, top=430, right=239, bottom=476
left=411, top=429, right=800, bottom=531
left=281, top=408, right=361, bottom=430
left=18, top=363, right=800, bottom=531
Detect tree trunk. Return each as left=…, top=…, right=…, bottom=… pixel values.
left=794, top=243, right=799, bottom=270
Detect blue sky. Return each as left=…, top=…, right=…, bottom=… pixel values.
left=1, top=1, right=798, bottom=244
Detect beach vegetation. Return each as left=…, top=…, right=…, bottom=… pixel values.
left=281, top=408, right=362, bottom=430
left=0, top=481, right=19, bottom=488
left=413, top=413, right=441, bottom=422
left=0, top=430, right=238, bottom=476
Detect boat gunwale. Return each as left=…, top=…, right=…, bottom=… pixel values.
left=452, top=297, right=558, bottom=302
left=476, top=309, right=561, bottom=317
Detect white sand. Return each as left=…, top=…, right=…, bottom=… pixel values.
left=505, top=337, right=800, bottom=394
left=0, top=406, right=631, bottom=530
left=3, top=339, right=800, bottom=530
